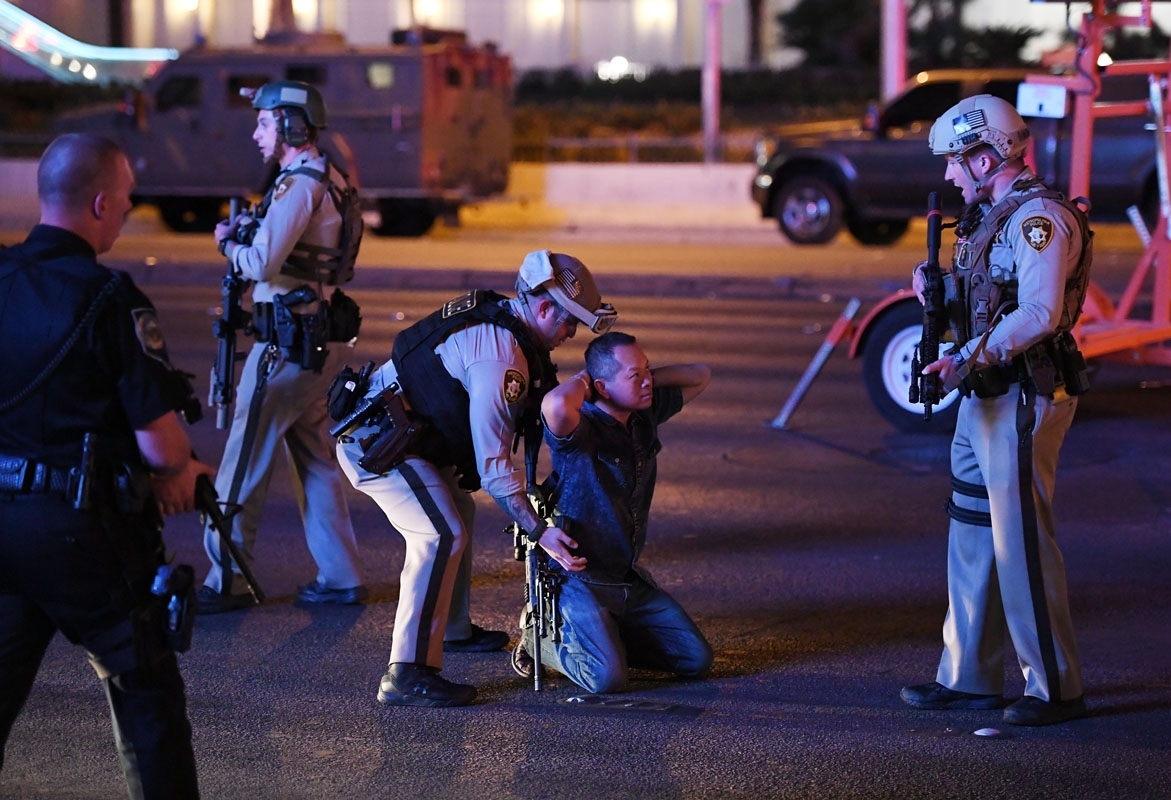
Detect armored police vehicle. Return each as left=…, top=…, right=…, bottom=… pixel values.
left=57, top=30, right=512, bottom=237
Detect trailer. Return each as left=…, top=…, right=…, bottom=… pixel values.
left=849, top=0, right=1171, bottom=432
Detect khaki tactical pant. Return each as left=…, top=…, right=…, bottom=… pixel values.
left=336, top=448, right=478, bottom=668
left=203, top=342, right=363, bottom=594
left=937, top=385, right=1083, bottom=703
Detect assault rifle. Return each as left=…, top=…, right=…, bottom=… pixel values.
left=910, top=191, right=947, bottom=420
left=194, top=473, right=264, bottom=603
left=209, top=198, right=253, bottom=429
left=509, top=484, right=563, bottom=692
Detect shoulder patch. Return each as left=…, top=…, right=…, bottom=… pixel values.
left=132, top=308, right=169, bottom=365
left=503, top=368, right=526, bottom=404
left=442, top=291, right=479, bottom=318
left=1022, top=216, right=1054, bottom=252
left=273, top=174, right=297, bottom=201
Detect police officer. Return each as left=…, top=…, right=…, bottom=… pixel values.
left=200, top=80, right=365, bottom=612
left=901, top=95, right=1092, bottom=726
left=0, top=133, right=215, bottom=798
left=336, top=250, right=616, bottom=706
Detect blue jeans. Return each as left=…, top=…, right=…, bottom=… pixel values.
left=534, top=572, right=713, bottom=694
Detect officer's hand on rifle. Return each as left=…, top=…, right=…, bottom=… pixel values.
left=152, top=457, right=217, bottom=517
left=538, top=526, right=587, bottom=572
left=920, top=351, right=963, bottom=393
left=214, top=215, right=242, bottom=248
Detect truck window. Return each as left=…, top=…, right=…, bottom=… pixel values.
left=228, top=74, right=270, bottom=108
left=287, top=65, right=326, bottom=85
left=156, top=76, right=201, bottom=112
left=985, top=80, right=1023, bottom=105
left=446, top=66, right=463, bottom=88
left=368, top=62, right=394, bottom=89
left=882, top=81, right=962, bottom=130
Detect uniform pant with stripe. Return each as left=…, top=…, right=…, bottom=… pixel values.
left=336, top=450, right=477, bottom=667
left=203, top=342, right=363, bottom=593
left=936, top=386, right=1083, bottom=703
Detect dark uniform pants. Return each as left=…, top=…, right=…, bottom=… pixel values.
left=0, top=492, right=199, bottom=800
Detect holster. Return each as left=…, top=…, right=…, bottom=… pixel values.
left=357, top=391, right=422, bottom=475
left=963, top=361, right=1020, bottom=399
left=252, top=302, right=330, bottom=371
left=326, top=360, right=374, bottom=422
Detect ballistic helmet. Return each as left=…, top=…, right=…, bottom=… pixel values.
left=249, top=80, right=328, bottom=129
left=517, top=250, right=617, bottom=334
left=929, top=94, right=1029, bottom=161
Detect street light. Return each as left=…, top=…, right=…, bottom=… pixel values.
left=702, top=0, right=728, bottom=163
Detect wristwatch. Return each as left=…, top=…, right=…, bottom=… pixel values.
left=217, top=237, right=230, bottom=257
left=952, top=351, right=966, bottom=367
left=526, top=519, right=549, bottom=543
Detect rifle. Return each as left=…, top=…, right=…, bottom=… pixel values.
left=194, top=473, right=265, bottom=603
left=209, top=198, right=253, bottom=429
left=910, top=191, right=947, bottom=420
left=509, top=483, right=562, bottom=692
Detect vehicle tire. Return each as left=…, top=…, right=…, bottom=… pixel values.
left=156, top=197, right=224, bottom=233
left=861, top=300, right=960, bottom=433
left=374, top=199, right=437, bottom=237
left=772, top=175, right=843, bottom=245
left=846, top=216, right=910, bottom=246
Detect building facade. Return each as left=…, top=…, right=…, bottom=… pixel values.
left=6, top=0, right=1170, bottom=75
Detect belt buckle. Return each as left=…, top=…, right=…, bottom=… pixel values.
left=29, top=461, right=50, bottom=492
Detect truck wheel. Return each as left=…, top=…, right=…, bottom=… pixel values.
left=772, top=175, right=843, bottom=245
left=156, top=197, right=223, bottom=233
left=846, top=216, right=910, bottom=246
left=861, top=300, right=960, bottom=432
left=374, top=199, right=437, bottom=237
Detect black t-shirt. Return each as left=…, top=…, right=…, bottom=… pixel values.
left=0, top=225, right=183, bottom=467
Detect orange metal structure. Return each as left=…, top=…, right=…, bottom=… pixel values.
left=1030, top=0, right=1171, bottom=364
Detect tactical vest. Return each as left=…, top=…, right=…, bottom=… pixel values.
left=952, top=179, right=1094, bottom=344
left=390, top=290, right=558, bottom=492
left=251, top=154, right=362, bottom=286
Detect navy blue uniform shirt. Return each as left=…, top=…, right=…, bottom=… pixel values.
left=544, top=384, right=684, bottom=584
left=0, top=225, right=181, bottom=466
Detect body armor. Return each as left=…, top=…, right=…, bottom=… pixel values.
left=390, top=290, right=557, bottom=491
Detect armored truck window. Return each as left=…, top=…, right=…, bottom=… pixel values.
left=228, top=75, right=270, bottom=108
left=368, top=62, right=394, bottom=89
left=155, top=76, right=201, bottom=112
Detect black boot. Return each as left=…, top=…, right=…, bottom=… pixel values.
left=376, top=663, right=476, bottom=708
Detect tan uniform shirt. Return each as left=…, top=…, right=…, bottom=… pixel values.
left=225, top=150, right=342, bottom=304
left=367, top=296, right=532, bottom=500
left=956, top=173, right=1084, bottom=369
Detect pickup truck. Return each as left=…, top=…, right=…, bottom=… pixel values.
left=750, top=69, right=1156, bottom=245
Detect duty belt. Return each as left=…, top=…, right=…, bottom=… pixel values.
left=0, top=455, right=72, bottom=494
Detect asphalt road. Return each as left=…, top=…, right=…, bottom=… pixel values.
left=1, top=215, right=1169, bottom=799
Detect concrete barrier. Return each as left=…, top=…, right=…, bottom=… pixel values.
left=515, top=162, right=762, bottom=227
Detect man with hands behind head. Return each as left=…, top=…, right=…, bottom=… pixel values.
left=512, top=331, right=714, bottom=694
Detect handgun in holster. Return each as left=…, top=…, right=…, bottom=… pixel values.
left=329, top=382, right=420, bottom=475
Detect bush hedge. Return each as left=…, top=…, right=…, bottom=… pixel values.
left=2, top=65, right=880, bottom=161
